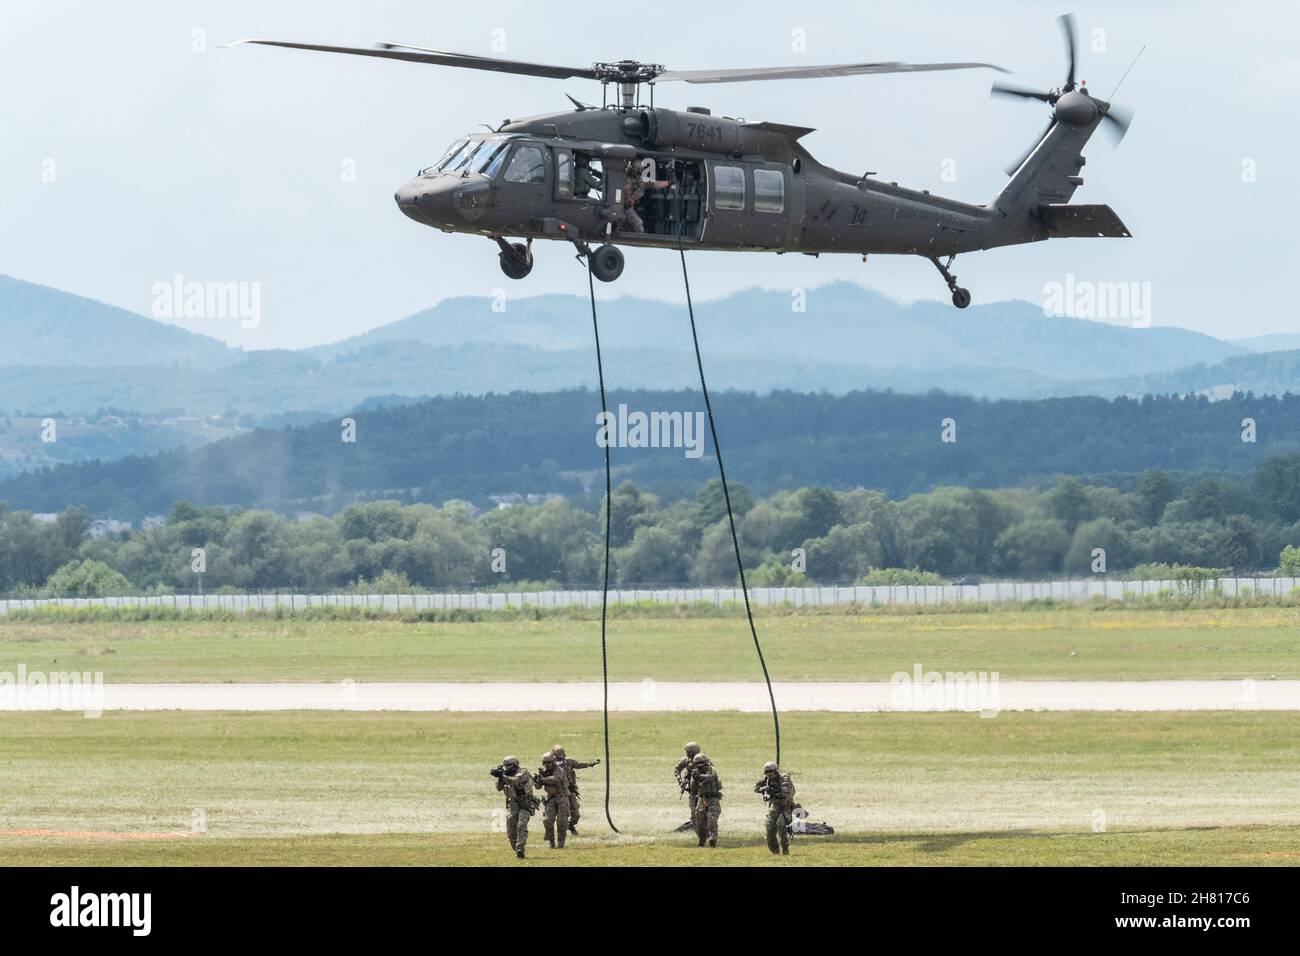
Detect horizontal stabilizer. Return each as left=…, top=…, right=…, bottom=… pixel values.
left=1041, top=204, right=1132, bottom=238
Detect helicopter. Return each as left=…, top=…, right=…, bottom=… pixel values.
left=229, top=14, right=1133, bottom=309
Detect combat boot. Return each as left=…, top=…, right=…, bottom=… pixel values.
left=708, top=837, right=717, bottom=848
left=781, top=846, right=789, bottom=855
left=516, top=848, right=525, bottom=859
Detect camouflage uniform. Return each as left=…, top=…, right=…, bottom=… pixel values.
left=535, top=757, right=571, bottom=849
left=553, top=747, right=598, bottom=832
left=621, top=160, right=667, bottom=233
left=691, top=756, right=723, bottom=847
left=495, top=764, right=535, bottom=854
left=674, top=742, right=702, bottom=816
left=757, top=769, right=797, bottom=855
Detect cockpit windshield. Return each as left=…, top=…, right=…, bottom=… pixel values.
left=420, top=139, right=471, bottom=176
left=421, top=135, right=518, bottom=177
left=469, top=140, right=512, bottom=178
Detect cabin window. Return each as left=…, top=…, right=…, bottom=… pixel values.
left=555, top=149, right=573, bottom=198
left=754, top=168, right=785, bottom=214
left=503, top=145, right=546, bottom=184
left=713, top=164, right=745, bottom=210
left=572, top=151, right=605, bottom=202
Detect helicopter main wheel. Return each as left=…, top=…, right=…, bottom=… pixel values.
left=498, top=242, right=533, bottom=280
left=588, top=244, right=624, bottom=283
left=951, top=287, right=971, bottom=309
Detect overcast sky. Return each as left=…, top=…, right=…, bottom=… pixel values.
left=2, top=0, right=1297, bottom=349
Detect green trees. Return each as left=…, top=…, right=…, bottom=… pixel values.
left=45, top=559, right=132, bottom=597
left=3, top=453, right=1300, bottom=594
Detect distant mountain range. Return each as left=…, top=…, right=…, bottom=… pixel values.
left=2, top=274, right=1299, bottom=481
left=0, top=275, right=239, bottom=370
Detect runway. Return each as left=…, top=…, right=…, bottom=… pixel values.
left=4, top=679, right=1297, bottom=713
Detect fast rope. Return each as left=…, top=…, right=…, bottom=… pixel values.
left=586, top=265, right=620, bottom=834
left=678, top=247, right=781, bottom=765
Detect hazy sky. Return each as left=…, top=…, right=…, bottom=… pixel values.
left=2, top=0, right=1297, bottom=349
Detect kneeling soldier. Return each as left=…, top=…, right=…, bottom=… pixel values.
left=691, top=752, right=723, bottom=848
left=535, top=752, right=571, bottom=849
left=755, top=761, right=796, bottom=856
left=491, top=755, right=536, bottom=859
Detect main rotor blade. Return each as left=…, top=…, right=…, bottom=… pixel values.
left=225, top=39, right=601, bottom=80
left=991, top=82, right=1056, bottom=103
left=655, top=61, right=1007, bottom=84
left=1058, top=13, right=1077, bottom=90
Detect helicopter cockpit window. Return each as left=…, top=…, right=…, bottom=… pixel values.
left=448, top=140, right=485, bottom=173
left=714, top=164, right=746, bottom=210
left=429, top=139, right=469, bottom=174
left=753, top=168, right=785, bottom=214
left=470, top=140, right=511, bottom=178
left=503, top=144, right=546, bottom=184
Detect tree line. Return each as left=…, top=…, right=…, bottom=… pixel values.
left=4, top=454, right=1300, bottom=596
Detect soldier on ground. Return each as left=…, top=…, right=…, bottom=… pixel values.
left=534, top=752, right=571, bottom=849
left=755, top=760, right=796, bottom=856
left=673, top=741, right=703, bottom=829
left=691, top=752, right=723, bottom=848
left=491, top=755, right=536, bottom=859
left=551, top=745, right=600, bottom=836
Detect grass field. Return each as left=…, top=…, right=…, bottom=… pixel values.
left=2, top=710, right=1298, bottom=865
left=3, top=606, right=1299, bottom=682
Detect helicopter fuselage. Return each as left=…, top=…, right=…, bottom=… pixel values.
left=394, top=105, right=1006, bottom=261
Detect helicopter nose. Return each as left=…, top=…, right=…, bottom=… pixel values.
left=394, top=176, right=451, bottom=227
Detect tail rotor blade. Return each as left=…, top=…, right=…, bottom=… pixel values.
left=991, top=82, right=1056, bottom=103
left=1058, top=13, right=1078, bottom=90
left=1100, top=102, right=1134, bottom=144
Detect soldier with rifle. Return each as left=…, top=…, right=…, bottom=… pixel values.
left=534, top=752, right=571, bottom=850
left=754, top=760, right=796, bottom=856
left=490, top=755, right=538, bottom=859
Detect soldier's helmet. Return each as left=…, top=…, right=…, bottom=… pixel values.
left=541, top=753, right=556, bottom=764
left=763, top=761, right=779, bottom=774
left=685, top=741, right=701, bottom=756
left=551, top=745, right=567, bottom=758
left=692, top=753, right=710, bottom=766
left=503, top=756, right=519, bottom=768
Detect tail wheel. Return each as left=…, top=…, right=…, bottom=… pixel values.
left=499, top=242, right=533, bottom=280
left=589, top=244, right=624, bottom=283
left=951, top=288, right=972, bottom=309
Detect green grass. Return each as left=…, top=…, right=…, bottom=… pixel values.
left=2, top=710, right=1297, bottom=865
left=2, top=606, right=1299, bottom=682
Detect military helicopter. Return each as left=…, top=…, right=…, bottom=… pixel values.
left=229, top=14, right=1132, bottom=308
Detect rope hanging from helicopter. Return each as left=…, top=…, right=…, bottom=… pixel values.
left=584, top=232, right=783, bottom=834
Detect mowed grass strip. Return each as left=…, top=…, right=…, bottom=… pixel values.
left=1, top=710, right=1297, bottom=865
left=1, top=606, right=1299, bottom=682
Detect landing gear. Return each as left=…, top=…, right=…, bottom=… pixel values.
left=929, top=255, right=971, bottom=309
left=588, top=243, right=624, bottom=283
left=496, top=238, right=532, bottom=280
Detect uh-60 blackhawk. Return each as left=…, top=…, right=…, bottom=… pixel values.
left=229, top=14, right=1133, bottom=308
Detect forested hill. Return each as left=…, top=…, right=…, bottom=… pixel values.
left=2, top=390, right=1297, bottom=520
